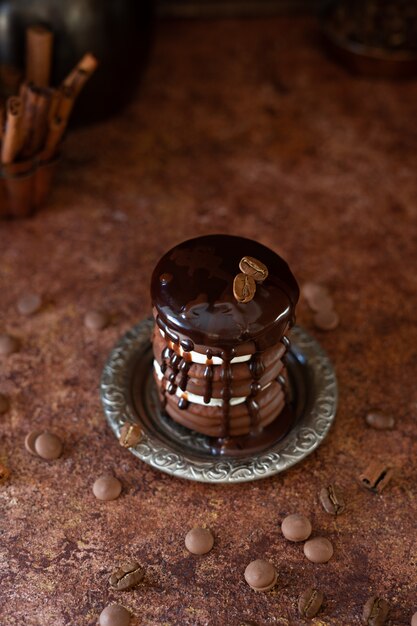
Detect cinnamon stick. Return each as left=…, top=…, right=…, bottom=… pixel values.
left=63, top=53, right=98, bottom=96
left=19, top=84, right=40, bottom=158
left=56, top=84, right=75, bottom=120
left=1, top=97, right=23, bottom=164
left=40, top=116, right=67, bottom=161
left=25, top=25, right=54, bottom=87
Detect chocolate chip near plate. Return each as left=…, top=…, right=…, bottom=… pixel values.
left=0, top=462, right=10, bottom=484
left=0, top=393, right=10, bottom=414
left=411, top=611, right=417, bottom=626
left=365, top=411, right=395, bottom=430
left=0, top=334, right=19, bottom=356
left=309, top=293, right=334, bottom=313
left=84, top=310, right=109, bottom=330
left=313, top=309, right=339, bottom=330
left=17, top=292, right=42, bottom=316
left=233, top=273, right=256, bottom=304
left=303, top=537, right=334, bottom=563
left=298, top=587, right=324, bottom=618
left=362, top=596, right=389, bottom=625
left=185, top=527, right=214, bottom=555
left=239, top=256, right=268, bottom=282
left=119, top=423, right=142, bottom=448
left=109, top=560, right=144, bottom=590
left=24, top=430, right=43, bottom=456
left=99, top=603, right=131, bottom=626
left=34, top=432, right=63, bottom=460
left=93, top=475, right=122, bottom=501
left=281, top=513, right=312, bottom=542
left=301, top=282, right=329, bottom=302
left=319, top=484, right=345, bottom=515
left=244, top=559, right=277, bottom=592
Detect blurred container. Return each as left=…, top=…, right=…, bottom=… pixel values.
left=0, top=0, right=155, bottom=123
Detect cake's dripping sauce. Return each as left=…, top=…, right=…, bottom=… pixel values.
left=246, top=351, right=264, bottom=432
left=219, top=348, right=234, bottom=438
left=203, top=349, right=214, bottom=404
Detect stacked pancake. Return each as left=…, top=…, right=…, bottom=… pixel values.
left=150, top=235, right=299, bottom=445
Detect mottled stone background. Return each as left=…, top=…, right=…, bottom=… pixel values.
left=1, top=17, right=416, bottom=626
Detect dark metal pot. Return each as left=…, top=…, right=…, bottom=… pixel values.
left=0, top=0, right=155, bottom=123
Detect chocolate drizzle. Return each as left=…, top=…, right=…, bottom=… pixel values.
left=151, top=235, right=299, bottom=450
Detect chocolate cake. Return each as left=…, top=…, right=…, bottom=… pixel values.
left=150, top=234, right=299, bottom=454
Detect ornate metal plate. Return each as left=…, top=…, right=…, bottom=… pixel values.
left=100, top=319, right=338, bottom=483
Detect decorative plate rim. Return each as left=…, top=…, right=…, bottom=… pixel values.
left=100, top=319, right=338, bottom=483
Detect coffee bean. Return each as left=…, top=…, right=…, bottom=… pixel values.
left=319, top=484, right=345, bottom=515
left=365, top=411, right=395, bottom=430
left=281, top=513, right=312, bottom=542
left=313, top=309, right=339, bottom=330
left=233, top=273, right=256, bottom=304
left=84, top=310, right=109, bottom=330
left=362, top=596, right=389, bottom=625
left=34, top=432, right=63, bottom=460
left=244, top=559, right=277, bottom=592
left=0, top=334, right=19, bottom=356
left=411, top=611, right=417, bottom=626
left=109, top=560, right=144, bottom=590
left=25, top=431, right=42, bottom=456
left=99, top=604, right=131, bottom=626
left=93, top=475, right=122, bottom=501
left=17, top=292, right=42, bottom=316
left=0, top=462, right=10, bottom=484
left=298, top=588, right=324, bottom=618
left=359, top=462, right=394, bottom=493
left=0, top=393, right=10, bottom=414
left=119, top=423, right=142, bottom=448
left=303, top=537, right=334, bottom=563
left=185, top=527, right=214, bottom=555
left=239, top=256, right=268, bottom=282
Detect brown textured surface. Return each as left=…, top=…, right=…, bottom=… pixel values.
left=1, top=17, right=417, bottom=626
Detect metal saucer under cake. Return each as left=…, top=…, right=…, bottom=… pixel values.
left=100, top=318, right=338, bottom=483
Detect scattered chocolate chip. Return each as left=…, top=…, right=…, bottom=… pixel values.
left=319, top=484, right=345, bottom=515
left=365, top=411, right=395, bottom=430
left=93, top=475, right=122, bottom=501
left=0, top=462, right=10, bottom=484
left=298, top=588, right=324, bottom=618
left=99, top=604, right=131, bottom=626
left=362, top=596, right=389, bottom=625
left=309, top=293, right=334, bottom=313
left=239, top=256, right=268, bottom=282
left=185, top=527, right=214, bottom=555
left=24, top=430, right=43, bottom=456
left=17, top=292, right=42, bottom=316
left=281, top=513, right=312, bottom=542
left=109, top=561, right=144, bottom=590
left=0, top=393, right=10, bottom=414
left=244, top=559, right=277, bottom=592
left=301, top=282, right=329, bottom=302
left=119, top=423, right=142, bottom=448
left=0, top=334, right=19, bottom=356
left=313, top=309, right=339, bottom=330
left=411, top=611, right=417, bottom=626
left=84, top=310, right=109, bottom=330
left=34, top=432, right=63, bottom=460
left=303, top=537, right=334, bottom=563
left=233, top=273, right=256, bottom=304
left=359, top=462, right=394, bottom=493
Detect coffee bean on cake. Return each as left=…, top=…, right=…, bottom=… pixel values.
left=150, top=235, right=299, bottom=455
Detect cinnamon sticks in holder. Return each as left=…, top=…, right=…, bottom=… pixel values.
left=0, top=26, right=98, bottom=218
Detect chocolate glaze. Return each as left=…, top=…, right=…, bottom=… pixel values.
left=151, top=235, right=299, bottom=451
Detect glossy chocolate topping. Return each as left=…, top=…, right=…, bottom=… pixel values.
left=151, top=235, right=299, bottom=351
